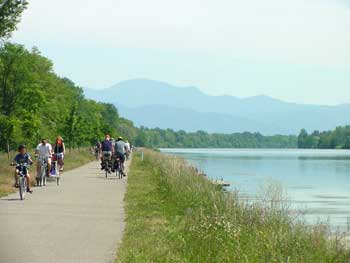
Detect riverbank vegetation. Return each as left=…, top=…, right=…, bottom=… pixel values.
left=117, top=149, right=350, bottom=263
left=0, top=148, right=94, bottom=197
left=298, top=126, right=350, bottom=149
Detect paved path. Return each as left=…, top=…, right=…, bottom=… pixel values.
left=0, top=160, right=128, bottom=263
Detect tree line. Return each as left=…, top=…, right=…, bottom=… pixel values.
left=297, top=126, right=350, bottom=149
left=134, top=127, right=297, bottom=148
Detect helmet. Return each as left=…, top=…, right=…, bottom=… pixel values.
left=117, top=136, right=123, bottom=141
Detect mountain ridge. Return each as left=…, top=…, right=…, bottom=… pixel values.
left=84, top=78, right=350, bottom=135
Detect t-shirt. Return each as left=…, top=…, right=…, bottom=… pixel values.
left=36, top=143, right=52, bottom=157
left=101, top=139, right=113, bottom=152
left=53, top=143, right=64, bottom=154
left=115, top=140, right=126, bottom=155
left=125, top=142, right=131, bottom=152
left=14, top=153, right=31, bottom=164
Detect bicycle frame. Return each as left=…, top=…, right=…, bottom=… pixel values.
left=37, top=157, right=48, bottom=186
left=16, top=163, right=29, bottom=200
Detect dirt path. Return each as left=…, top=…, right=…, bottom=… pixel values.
left=0, top=159, right=129, bottom=263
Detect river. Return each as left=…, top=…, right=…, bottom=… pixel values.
left=160, top=148, right=350, bottom=232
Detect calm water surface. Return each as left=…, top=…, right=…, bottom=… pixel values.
left=160, top=148, right=350, bottom=231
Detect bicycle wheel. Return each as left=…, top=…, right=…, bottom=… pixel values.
left=40, top=165, right=46, bottom=186
left=55, top=161, right=60, bottom=186
left=118, top=162, right=123, bottom=179
left=116, top=166, right=120, bottom=179
left=19, top=177, right=25, bottom=200
left=105, top=161, right=108, bottom=178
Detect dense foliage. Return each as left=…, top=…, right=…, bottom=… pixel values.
left=0, top=42, right=135, bottom=151
left=134, top=127, right=297, bottom=148
left=298, top=126, right=350, bottom=149
left=0, top=0, right=28, bottom=39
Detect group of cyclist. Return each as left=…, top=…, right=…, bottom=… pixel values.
left=96, top=134, right=132, bottom=176
left=12, top=136, right=66, bottom=194
left=12, top=133, right=130, bottom=195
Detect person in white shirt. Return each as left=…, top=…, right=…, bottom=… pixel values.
left=35, top=138, right=53, bottom=177
left=125, top=140, right=131, bottom=159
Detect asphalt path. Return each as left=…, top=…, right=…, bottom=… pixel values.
left=0, top=159, right=128, bottom=263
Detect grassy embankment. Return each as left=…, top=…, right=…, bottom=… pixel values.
left=0, top=148, right=95, bottom=197
left=117, top=149, right=350, bottom=263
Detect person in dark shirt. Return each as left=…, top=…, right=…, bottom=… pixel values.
left=100, top=134, right=114, bottom=170
left=53, top=136, right=65, bottom=171
left=13, top=145, right=33, bottom=193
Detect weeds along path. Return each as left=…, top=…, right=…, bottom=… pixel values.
left=0, top=159, right=129, bottom=263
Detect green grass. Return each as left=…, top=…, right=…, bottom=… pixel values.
left=0, top=148, right=95, bottom=197
left=116, top=149, right=350, bottom=263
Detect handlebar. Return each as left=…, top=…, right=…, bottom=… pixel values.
left=10, top=162, right=32, bottom=167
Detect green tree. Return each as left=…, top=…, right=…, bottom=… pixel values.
left=0, top=43, right=42, bottom=149
left=0, top=0, right=28, bottom=39
left=297, top=129, right=308, bottom=148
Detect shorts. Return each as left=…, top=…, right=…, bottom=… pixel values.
left=53, top=153, right=64, bottom=161
left=102, top=151, right=112, bottom=159
left=16, top=166, right=29, bottom=176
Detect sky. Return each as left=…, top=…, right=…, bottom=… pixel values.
left=11, top=0, right=350, bottom=105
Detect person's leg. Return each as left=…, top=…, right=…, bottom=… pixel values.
left=101, top=154, right=105, bottom=169
left=47, top=158, right=52, bottom=176
left=121, top=155, right=126, bottom=176
left=25, top=173, right=32, bottom=193
left=36, top=161, right=40, bottom=177
left=13, top=169, right=19, bottom=187
left=108, top=153, right=112, bottom=172
left=59, top=155, right=64, bottom=171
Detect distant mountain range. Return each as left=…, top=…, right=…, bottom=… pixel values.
left=84, top=79, right=350, bottom=135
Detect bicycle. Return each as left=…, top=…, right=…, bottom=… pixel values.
left=95, top=148, right=100, bottom=160
left=51, top=153, right=61, bottom=186
left=102, top=152, right=112, bottom=178
left=11, top=163, right=31, bottom=200
left=114, top=156, right=124, bottom=179
left=36, top=156, right=48, bottom=187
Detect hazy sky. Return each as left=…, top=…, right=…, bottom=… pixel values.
left=12, top=0, right=350, bottom=105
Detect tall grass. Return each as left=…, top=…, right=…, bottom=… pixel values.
left=117, top=149, right=350, bottom=263
left=0, top=148, right=95, bottom=197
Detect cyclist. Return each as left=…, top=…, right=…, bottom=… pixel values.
left=95, top=140, right=101, bottom=159
left=13, top=145, right=33, bottom=193
left=53, top=136, right=65, bottom=171
left=125, top=140, right=131, bottom=159
left=115, top=137, right=127, bottom=176
left=35, top=138, right=53, bottom=177
left=100, top=134, right=114, bottom=170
